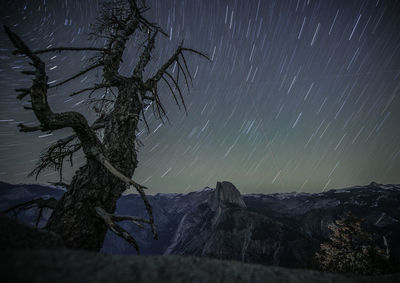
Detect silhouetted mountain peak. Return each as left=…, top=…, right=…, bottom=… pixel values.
left=208, top=181, right=246, bottom=211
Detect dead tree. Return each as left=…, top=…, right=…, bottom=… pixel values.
left=5, top=0, right=209, bottom=252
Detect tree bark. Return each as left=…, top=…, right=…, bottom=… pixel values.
left=46, top=85, right=140, bottom=250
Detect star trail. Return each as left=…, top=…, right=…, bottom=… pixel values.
left=0, top=0, right=399, bottom=194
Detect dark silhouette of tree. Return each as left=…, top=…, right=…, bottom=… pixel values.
left=4, top=0, right=209, bottom=252
left=314, top=213, right=394, bottom=275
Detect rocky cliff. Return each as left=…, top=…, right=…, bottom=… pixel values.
left=208, top=181, right=246, bottom=211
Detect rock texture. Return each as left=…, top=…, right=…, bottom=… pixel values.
left=1, top=181, right=400, bottom=269
left=2, top=249, right=400, bottom=283
left=207, top=181, right=247, bottom=226
left=165, top=185, right=315, bottom=267
left=208, top=181, right=247, bottom=211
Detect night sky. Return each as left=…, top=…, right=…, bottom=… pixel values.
left=0, top=0, right=399, bottom=194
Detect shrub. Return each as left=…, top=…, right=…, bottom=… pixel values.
left=314, top=212, right=395, bottom=275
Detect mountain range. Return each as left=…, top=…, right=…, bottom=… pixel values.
left=1, top=180, right=399, bottom=268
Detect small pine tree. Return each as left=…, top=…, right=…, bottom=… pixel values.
left=314, top=213, right=393, bottom=275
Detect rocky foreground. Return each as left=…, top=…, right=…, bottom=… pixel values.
left=1, top=249, right=400, bottom=283
left=1, top=213, right=399, bottom=283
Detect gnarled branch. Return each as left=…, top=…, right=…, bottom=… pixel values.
left=5, top=25, right=103, bottom=166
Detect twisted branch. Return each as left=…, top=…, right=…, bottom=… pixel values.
left=4, top=26, right=101, bottom=161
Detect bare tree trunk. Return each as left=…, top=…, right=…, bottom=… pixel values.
left=46, top=86, right=140, bottom=250
left=46, top=163, right=121, bottom=250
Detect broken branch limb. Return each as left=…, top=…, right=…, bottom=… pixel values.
left=134, top=183, right=158, bottom=240
left=49, top=62, right=103, bottom=89
left=15, top=88, right=30, bottom=100
left=21, top=70, right=36, bottom=75
left=95, top=207, right=146, bottom=228
left=4, top=26, right=44, bottom=70
left=95, top=206, right=140, bottom=252
left=17, top=123, right=44, bottom=132
left=97, top=154, right=147, bottom=190
left=34, top=47, right=108, bottom=54
left=181, top=47, right=211, bottom=61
